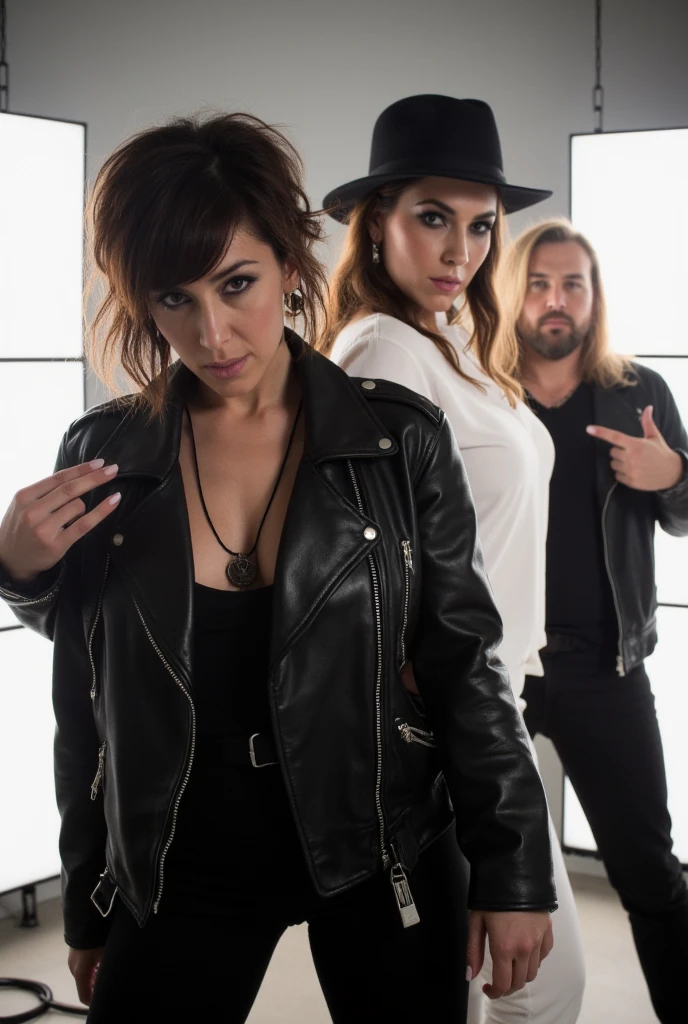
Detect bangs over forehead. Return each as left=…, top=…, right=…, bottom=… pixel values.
left=137, top=160, right=248, bottom=294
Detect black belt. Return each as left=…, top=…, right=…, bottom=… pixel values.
left=222, top=733, right=278, bottom=768
left=544, top=631, right=594, bottom=653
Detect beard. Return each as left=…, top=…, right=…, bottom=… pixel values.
left=518, top=316, right=588, bottom=361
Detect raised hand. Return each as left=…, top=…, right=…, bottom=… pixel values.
left=0, top=461, right=121, bottom=583
left=587, top=405, right=684, bottom=491
left=466, top=909, right=553, bottom=999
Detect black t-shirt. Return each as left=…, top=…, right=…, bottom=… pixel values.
left=528, top=383, right=617, bottom=644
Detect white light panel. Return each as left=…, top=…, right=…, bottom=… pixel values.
left=0, top=114, right=85, bottom=896
left=0, top=113, right=85, bottom=358
left=566, top=129, right=688, bottom=866
left=0, top=362, right=84, bottom=628
left=563, top=606, right=688, bottom=864
left=0, top=627, right=61, bottom=893
left=571, top=129, right=688, bottom=356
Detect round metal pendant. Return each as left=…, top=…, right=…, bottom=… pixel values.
left=227, top=556, right=257, bottom=588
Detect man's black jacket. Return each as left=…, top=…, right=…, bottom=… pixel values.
left=590, top=363, right=688, bottom=673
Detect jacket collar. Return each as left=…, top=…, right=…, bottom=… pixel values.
left=98, top=331, right=398, bottom=480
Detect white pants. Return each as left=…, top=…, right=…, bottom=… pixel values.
left=466, top=820, right=585, bottom=1023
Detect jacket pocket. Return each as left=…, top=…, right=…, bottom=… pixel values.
left=398, top=539, right=413, bottom=669
left=90, top=741, right=107, bottom=801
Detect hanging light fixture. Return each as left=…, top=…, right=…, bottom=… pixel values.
left=0, top=0, right=8, bottom=114
left=592, top=0, right=604, bottom=133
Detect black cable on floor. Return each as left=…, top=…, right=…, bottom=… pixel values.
left=0, top=978, right=87, bottom=1022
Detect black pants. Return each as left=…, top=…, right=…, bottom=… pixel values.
left=523, top=653, right=688, bottom=1024
left=86, top=827, right=469, bottom=1023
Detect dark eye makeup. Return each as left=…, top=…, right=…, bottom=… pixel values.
left=154, top=275, right=258, bottom=311
left=417, top=209, right=495, bottom=235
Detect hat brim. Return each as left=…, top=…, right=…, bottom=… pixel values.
left=323, top=171, right=552, bottom=222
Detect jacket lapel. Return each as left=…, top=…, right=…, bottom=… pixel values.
left=270, top=457, right=377, bottom=664
left=109, top=468, right=195, bottom=682
left=593, top=382, right=644, bottom=499
left=95, top=372, right=194, bottom=681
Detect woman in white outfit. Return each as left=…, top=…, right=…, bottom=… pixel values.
left=319, top=94, right=585, bottom=1024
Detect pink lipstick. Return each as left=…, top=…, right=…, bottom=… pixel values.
left=205, top=356, right=248, bottom=380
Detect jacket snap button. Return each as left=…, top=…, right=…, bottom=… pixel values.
left=112, top=533, right=124, bottom=547
left=361, top=380, right=376, bottom=390
left=364, top=527, right=377, bottom=541
left=378, top=438, right=392, bottom=450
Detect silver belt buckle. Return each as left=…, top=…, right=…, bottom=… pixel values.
left=249, top=732, right=277, bottom=768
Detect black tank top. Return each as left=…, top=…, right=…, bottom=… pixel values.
left=161, top=582, right=304, bottom=915
left=191, top=581, right=273, bottom=738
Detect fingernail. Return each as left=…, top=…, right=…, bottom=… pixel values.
left=103, top=464, right=119, bottom=477
left=108, top=492, right=121, bottom=505
left=586, top=426, right=596, bottom=435
left=466, top=966, right=473, bottom=982
left=90, top=459, right=105, bottom=469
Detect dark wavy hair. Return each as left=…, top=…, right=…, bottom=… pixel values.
left=86, top=112, right=328, bottom=415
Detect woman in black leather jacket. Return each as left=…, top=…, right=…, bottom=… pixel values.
left=0, top=113, right=555, bottom=1023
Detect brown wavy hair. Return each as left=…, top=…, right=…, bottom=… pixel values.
left=497, top=218, right=635, bottom=387
left=318, top=181, right=522, bottom=405
left=86, top=112, right=328, bottom=415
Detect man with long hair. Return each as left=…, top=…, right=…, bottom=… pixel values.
left=499, top=218, right=688, bottom=1024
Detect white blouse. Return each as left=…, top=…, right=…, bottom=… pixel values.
left=331, top=313, right=554, bottom=700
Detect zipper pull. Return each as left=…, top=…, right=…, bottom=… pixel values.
left=91, top=742, right=107, bottom=801
left=402, top=540, right=413, bottom=572
left=390, top=847, right=420, bottom=928
left=397, top=721, right=413, bottom=744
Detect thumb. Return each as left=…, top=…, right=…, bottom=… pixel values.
left=466, top=910, right=486, bottom=982
left=641, top=405, right=659, bottom=439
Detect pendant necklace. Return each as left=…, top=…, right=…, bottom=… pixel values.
left=186, top=401, right=303, bottom=588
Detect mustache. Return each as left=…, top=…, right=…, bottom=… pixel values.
left=538, top=312, right=574, bottom=328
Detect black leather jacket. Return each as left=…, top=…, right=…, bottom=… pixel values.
left=1, top=338, right=555, bottom=949
left=591, top=364, right=688, bottom=674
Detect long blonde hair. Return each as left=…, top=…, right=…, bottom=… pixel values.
left=317, top=181, right=522, bottom=405
left=497, top=218, right=634, bottom=387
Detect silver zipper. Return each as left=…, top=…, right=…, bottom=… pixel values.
left=396, top=719, right=437, bottom=748
left=399, top=540, right=413, bottom=668
left=132, top=598, right=197, bottom=914
left=91, top=741, right=107, bottom=800
left=390, top=842, right=420, bottom=928
left=347, top=460, right=389, bottom=870
left=89, top=556, right=110, bottom=700
left=601, top=483, right=625, bottom=676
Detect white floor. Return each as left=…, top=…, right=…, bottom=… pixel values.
left=0, top=874, right=656, bottom=1022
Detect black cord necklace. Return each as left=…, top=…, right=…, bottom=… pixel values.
left=186, top=401, right=303, bottom=588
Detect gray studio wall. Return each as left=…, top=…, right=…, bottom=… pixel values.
left=7, top=0, right=688, bottom=874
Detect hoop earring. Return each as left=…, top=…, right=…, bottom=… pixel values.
left=372, top=242, right=381, bottom=264
left=284, top=289, right=305, bottom=317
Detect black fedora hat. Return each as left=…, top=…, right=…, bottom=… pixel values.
left=323, top=94, right=552, bottom=222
